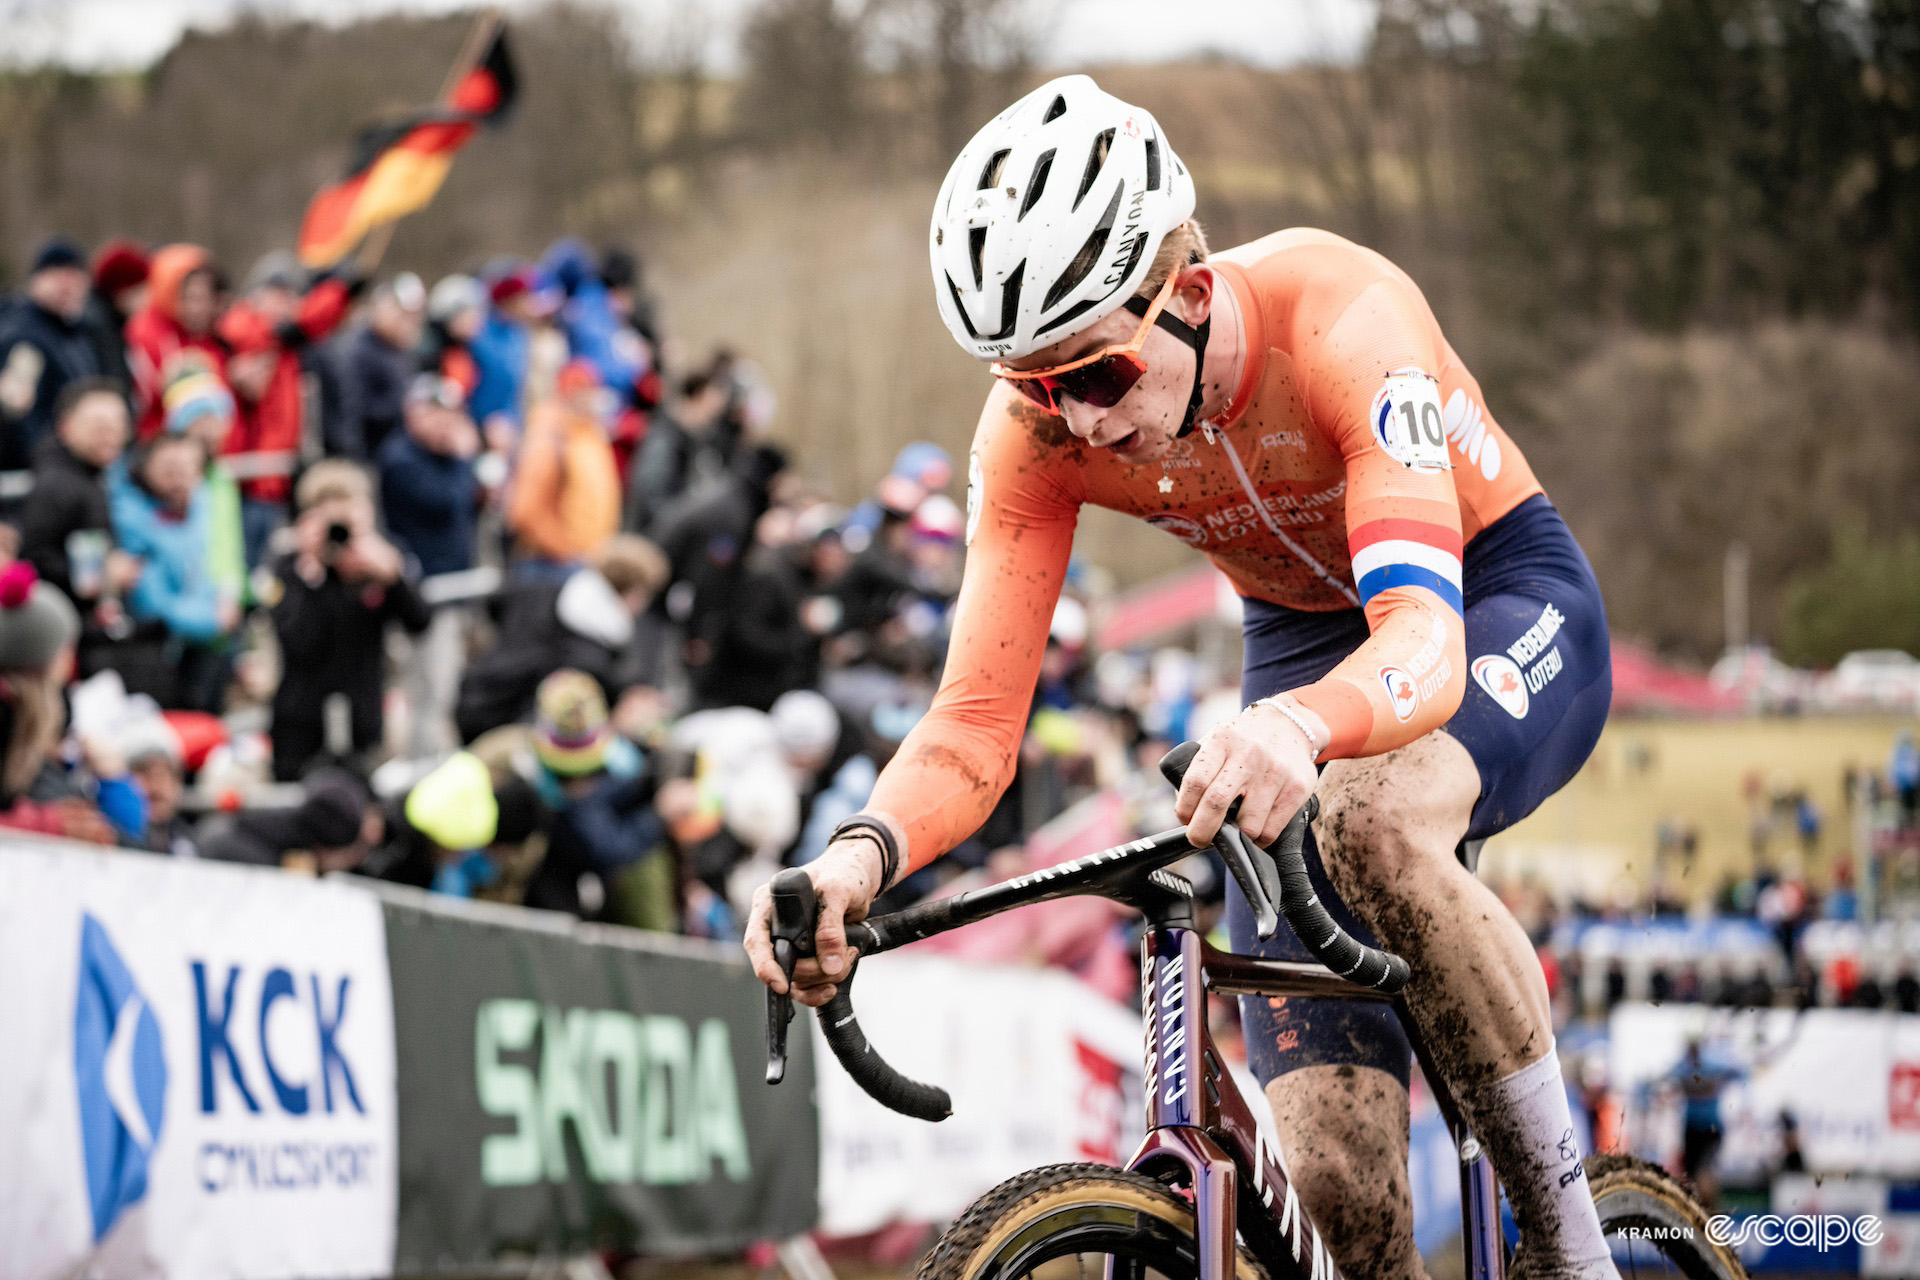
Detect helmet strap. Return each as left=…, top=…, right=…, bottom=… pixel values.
left=1123, top=290, right=1212, bottom=439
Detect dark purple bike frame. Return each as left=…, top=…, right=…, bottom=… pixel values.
left=1129, top=923, right=1506, bottom=1280
left=807, top=821, right=1509, bottom=1280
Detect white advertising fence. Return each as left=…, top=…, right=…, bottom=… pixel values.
left=811, top=951, right=1143, bottom=1237
left=5, top=841, right=1493, bottom=1275
left=1610, top=1003, right=1920, bottom=1179
left=0, top=841, right=398, bottom=1280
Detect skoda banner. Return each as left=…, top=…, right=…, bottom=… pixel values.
left=0, top=843, right=398, bottom=1280
left=378, top=893, right=818, bottom=1270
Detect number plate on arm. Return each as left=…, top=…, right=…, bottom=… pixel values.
left=1369, top=370, right=1451, bottom=472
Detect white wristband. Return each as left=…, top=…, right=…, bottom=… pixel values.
left=1252, top=695, right=1326, bottom=760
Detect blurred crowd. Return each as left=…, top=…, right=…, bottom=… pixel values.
left=1481, top=735, right=1920, bottom=1035
left=0, top=230, right=1211, bottom=943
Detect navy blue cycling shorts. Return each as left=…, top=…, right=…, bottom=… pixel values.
left=1230, top=495, right=1611, bottom=1090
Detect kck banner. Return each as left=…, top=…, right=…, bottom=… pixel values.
left=0, top=844, right=398, bottom=1280
left=379, top=893, right=818, bottom=1269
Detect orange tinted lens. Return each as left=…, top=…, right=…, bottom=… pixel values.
left=1053, top=352, right=1147, bottom=408
left=1007, top=376, right=1060, bottom=413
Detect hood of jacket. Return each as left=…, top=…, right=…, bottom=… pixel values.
left=555, top=567, right=633, bottom=650
left=145, top=244, right=210, bottom=324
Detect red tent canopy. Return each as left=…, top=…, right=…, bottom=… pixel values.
left=1095, top=565, right=1740, bottom=716
left=1608, top=640, right=1743, bottom=715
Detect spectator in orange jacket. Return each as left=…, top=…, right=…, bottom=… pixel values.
left=507, top=358, right=621, bottom=575
left=125, top=244, right=227, bottom=439
left=216, top=254, right=354, bottom=567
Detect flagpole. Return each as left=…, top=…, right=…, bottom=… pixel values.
left=355, top=6, right=503, bottom=276
left=438, top=7, right=503, bottom=100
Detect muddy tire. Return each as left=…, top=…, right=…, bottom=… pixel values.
left=917, top=1163, right=1270, bottom=1280
left=1510, top=1153, right=1747, bottom=1280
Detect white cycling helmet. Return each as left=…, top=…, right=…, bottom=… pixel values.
left=930, top=74, right=1196, bottom=362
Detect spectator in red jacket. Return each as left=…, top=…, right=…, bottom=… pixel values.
left=217, top=259, right=354, bottom=567
left=125, top=244, right=227, bottom=439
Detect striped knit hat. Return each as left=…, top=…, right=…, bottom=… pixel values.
left=532, top=670, right=611, bottom=776
left=162, top=368, right=234, bottom=435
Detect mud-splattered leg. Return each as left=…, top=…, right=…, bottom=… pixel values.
left=1312, top=731, right=1611, bottom=1279
left=1266, top=1064, right=1432, bottom=1280
left=1314, top=731, right=1547, bottom=1082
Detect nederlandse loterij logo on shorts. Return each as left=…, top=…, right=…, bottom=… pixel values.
left=73, top=913, right=169, bottom=1242
left=1471, top=653, right=1530, bottom=720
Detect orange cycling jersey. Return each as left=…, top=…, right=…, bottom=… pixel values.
left=870, top=228, right=1544, bottom=871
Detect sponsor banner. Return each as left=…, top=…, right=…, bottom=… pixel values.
left=815, top=951, right=1140, bottom=1236
left=1610, top=1005, right=1920, bottom=1180
left=380, top=893, right=817, bottom=1267
left=0, top=843, right=397, bottom=1280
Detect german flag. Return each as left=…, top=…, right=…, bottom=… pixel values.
left=297, top=23, right=517, bottom=268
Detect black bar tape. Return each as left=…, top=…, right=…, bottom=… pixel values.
left=819, top=977, right=952, bottom=1121
left=1269, top=798, right=1412, bottom=994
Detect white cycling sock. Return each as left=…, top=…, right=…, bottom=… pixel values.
left=1460, top=1041, right=1615, bottom=1280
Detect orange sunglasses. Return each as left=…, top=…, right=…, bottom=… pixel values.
left=991, top=272, right=1180, bottom=414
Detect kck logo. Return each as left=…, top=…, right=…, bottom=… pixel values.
left=74, top=914, right=168, bottom=1243
left=191, top=961, right=362, bottom=1116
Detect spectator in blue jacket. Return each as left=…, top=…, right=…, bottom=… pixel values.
left=521, top=669, right=679, bottom=931
left=0, top=238, right=102, bottom=470
left=109, top=432, right=237, bottom=711
left=469, top=268, right=539, bottom=443
left=541, top=239, right=650, bottom=406
left=379, top=374, right=480, bottom=578
left=336, top=272, right=425, bottom=460
left=381, top=374, right=482, bottom=756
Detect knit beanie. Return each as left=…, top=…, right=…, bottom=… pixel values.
left=532, top=670, right=611, bottom=777
left=92, top=240, right=151, bottom=297
left=0, top=563, right=79, bottom=671
left=30, top=238, right=84, bottom=275
left=163, top=368, right=235, bottom=435
left=291, top=769, right=369, bottom=850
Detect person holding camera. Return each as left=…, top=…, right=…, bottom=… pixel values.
left=263, top=460, right=429, bottom=781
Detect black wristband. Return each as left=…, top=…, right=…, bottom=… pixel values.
left=830, top=815, right=900, bottom=892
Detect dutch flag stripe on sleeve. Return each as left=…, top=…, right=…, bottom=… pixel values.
left=1349, top=518, right=1464, bottom=616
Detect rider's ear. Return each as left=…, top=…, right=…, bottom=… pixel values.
left=1170, top=264, right=1216, bottom=327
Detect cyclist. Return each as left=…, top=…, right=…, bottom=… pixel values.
left=747, top=74, right=1615, bottom=1280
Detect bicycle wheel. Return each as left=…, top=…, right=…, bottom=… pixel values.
left=1511, top=1154, right=1747, bottom=1280
left=919, top=1163, right=1269, bottom=1280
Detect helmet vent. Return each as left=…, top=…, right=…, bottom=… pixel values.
left=1043, top=94, right=1067, bottom=123
left=945, top=273, right=981, bottom=339
left=947, top=261, right=1025, bottom=342
left=1144, top=137, right=1161, bottom=192
left=1018, top=149, right=1055, bottom=220
left=1042, top=183, right=1121, bottom=311
left=988, top=260, right=1025, bottom=340
left=1073, top=128, right=1115, bottom=211
left=978, top=148, right=1011, bottom=190
left=968, top=225, right=988, bottom=289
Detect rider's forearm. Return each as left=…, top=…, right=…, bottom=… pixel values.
left=1292, top=586, right=1466, bottom=757
left=864, top=697, right=1025, bottom=873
